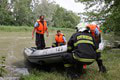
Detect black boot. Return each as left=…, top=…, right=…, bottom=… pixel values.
left=99, top=65, right=107, bottom=73
left=96, top=59, right=107, bottom=73
left=66, top=67, right=79, bottom=79
left=75, top=64, right=84, bottom=76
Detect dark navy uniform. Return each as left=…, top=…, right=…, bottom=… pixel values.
left=35, top=33, right=45, bottom=49
left=63, top=31, right=106, bottom=78
left=67, top=31, right=97, bottom=63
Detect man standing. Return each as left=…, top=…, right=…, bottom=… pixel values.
left=32, top=15, right=49, bottom=49
left=52, top=30, right=66, bottom=47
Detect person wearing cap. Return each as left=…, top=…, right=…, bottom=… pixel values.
left=63, top=23, right=106, bottom=79
left=52, top=30, right=66, bottom=47
left=32, top=15, right=49, bottom=49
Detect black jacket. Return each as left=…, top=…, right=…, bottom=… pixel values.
left=67, top=31, right=97, bottom=61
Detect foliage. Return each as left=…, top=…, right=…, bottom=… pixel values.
left=32, top=0, right=57, bottom=26
left=52, top=5, right=80, bottom=28
left=0, top=56, right=7, bottom=77
left=0, top=0, right=80, bottom=28
left=13, top=0, right=33, bottom=26
left=0, top=0, right=14, bottom=25
left=75, top=0, right=120, bottom=35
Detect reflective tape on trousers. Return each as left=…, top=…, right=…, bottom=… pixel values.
left=73, top=53, right=95, bottom=62
left=64, top=64, right=72, bottom=67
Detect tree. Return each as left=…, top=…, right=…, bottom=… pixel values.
left=32, top=0, right=57, bottom=26
left=13, top=0, right=33, bottom=26
left=75, top=0, right=120, bottom=35
left=52, top=5, right=80, bottom=28
left=0, top=0, right=80, bottom=28
left=0, top=0, right=14, bottom=25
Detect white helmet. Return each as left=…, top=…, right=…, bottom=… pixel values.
left=76, top=23, right=87, bottom=32
left=91, top=21, right=97, bottom=25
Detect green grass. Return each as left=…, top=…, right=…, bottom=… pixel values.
left=0, top=25, right=74, bottom=32
left=20, top=70, right=69, bottom=80
left=1, top=25, right=120, bottom=80
left=0, top=25, right=33, bottom=32
left=20, top=49, right=120, bottom=80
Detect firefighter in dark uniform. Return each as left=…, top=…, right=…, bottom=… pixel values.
left=63, top=23, right=106, bottom=79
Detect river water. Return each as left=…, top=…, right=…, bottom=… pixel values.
left=0, top=31, right=107, bottom=78
left=0, top=31, right=74, bottom=67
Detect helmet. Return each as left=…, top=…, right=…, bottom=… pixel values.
left=76, top=23, right=87, bottom=32
left=91, top=21, right=98, bottom=25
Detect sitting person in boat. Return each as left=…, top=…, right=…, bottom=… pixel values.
left=52, top=30, right=66, bottom=47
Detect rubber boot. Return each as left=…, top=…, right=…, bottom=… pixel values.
left=73, top=64, right=84, bottom=77
left=99, top=65, right=107, bottom=73
left=66, top=67, right=79, bottom=79
left=96, top=59, right=107, bottom=73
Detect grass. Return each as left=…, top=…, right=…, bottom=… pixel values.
left=20, top=69, right=69, bottom=80
left=20, top=49, right=120, bottom=80
left=0, top=25, right=33, bottom=32
left=1, top=25, right=120, bottom=80
left=0, top=25, right=74, bottom=32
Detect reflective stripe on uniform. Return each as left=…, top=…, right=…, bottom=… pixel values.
left=77, top=35, right=93, bottom=40
left=73, top=53, right=95, bottom=62
left=52, top=44, right=56, bottom=47
left=64, top=64, right=72, bottom=67
left=68, top=46, right=72, bottom=50
left=96, top=49, right=101, bottom=53
left=74, top=40, right=94, bottom=47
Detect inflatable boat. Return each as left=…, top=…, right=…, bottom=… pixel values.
left=24, top=45, right=67, bottom=65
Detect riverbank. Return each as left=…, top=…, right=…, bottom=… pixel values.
left=0, top=25, right=74, bottom=32
left=0, top=26, right=120, bottom=80
left=0, top=29, right=74, bottom=78
left=20, top=48, right=120, bottom=80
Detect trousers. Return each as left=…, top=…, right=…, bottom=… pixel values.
left=36, top=33, right=45, bottom=49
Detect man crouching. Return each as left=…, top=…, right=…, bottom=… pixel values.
left=63, top=23, right=106, bottom=79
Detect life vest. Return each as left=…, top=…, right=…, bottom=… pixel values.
left=55, top=33, right=64, bottom=43
left=87, top=24, right=102, bottom=43
left=35, top=20, right=47, bottom=34
left=87, top=24, right=101, bottom=37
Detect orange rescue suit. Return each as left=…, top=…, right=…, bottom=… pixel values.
left=55, top=33, right=64, bottom=43
left=35, top=20, right=47, bottom=34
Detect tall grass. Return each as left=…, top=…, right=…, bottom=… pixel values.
left=0, top=25, right=33, bottom=32
left=0, top=25, right=74, bottom=32
left=20, top=69, right=69, bottom=80
left=20, top=49, right=120, bottom=80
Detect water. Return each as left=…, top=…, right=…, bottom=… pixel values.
left=0, top=31, right=106, bottom=67
left=0, top=31, right=74, bottom=67
left=0, top=31, right=106, bottom=77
